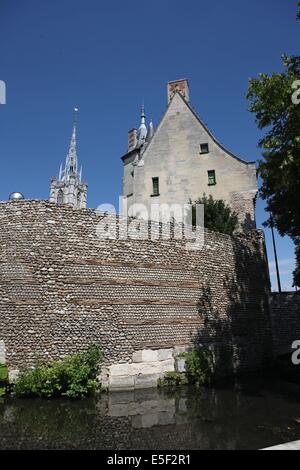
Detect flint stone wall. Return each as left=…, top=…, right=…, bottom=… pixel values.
left=269, top=292, right=300, bottom=356
left=0, top=200, right=272, bottom=388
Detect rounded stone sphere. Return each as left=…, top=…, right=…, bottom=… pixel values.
left=9, top=192, right=25, bottom=201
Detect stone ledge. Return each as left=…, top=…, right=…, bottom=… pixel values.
left=109, top=358, right=175, bottom=376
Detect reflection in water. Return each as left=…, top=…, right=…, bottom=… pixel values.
left=1, top=372, right=300, bottom=450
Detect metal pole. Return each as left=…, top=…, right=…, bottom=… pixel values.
left=270, top=215, right=282, bottom=293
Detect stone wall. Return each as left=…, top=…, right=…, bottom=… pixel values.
left=0, top=200, right=272, bottom=388
left=269, top=292, right=300, bottom=356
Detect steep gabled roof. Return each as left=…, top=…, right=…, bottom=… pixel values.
left=141, top=91, right=256, bottom=165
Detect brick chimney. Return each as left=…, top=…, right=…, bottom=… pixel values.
left=167, top=79, right=189, bottom=104
left=128, top=128, right=137, bottom=151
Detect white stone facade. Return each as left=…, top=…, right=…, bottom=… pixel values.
left=122, top=79, right=258, bottom=231
left=50, top=175, right=87, bottom=209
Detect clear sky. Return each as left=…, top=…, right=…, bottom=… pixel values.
left=0, top=0, right=299, bottom=290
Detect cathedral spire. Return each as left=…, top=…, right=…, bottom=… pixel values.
left=49, top=107, right=88, bottom=209
left=62, top=108, right=79, bottom=182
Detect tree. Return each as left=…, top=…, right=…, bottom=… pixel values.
left=247, top=4, right=300, bottom=287
left=190, top=194, right=238, bottom=235
left=293, top=245, right=300, bottom=288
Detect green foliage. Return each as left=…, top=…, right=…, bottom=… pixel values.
left=247, top=58, right=300, bottom=240
left=189, top=194, right=238, bottom=235
left=158, top=350, right=212, bottom=388
left=157, top=372, right=188, bottom=388
left=247, top=7, right=300, bottom=286
left=293, top=244, right=300, bottom=288
left=0, top=364, right=8, bottom=381
left=175, top=352, right=188, bottom=358
left=185, top=349, right=212, bottom=386
left=0, top=364, right=8, bottom=397
left=14, top=344, right=103, bottom=399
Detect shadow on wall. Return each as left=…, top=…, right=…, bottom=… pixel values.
left=241, top=212, right=256, bottom=232
left=194, top=233, right=272, bottom=377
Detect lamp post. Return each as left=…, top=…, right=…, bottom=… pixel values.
left=270, top=215, right=282, bottom=293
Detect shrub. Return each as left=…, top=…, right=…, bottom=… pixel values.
left=185, top=349, right=211, bottom=386
left=0, top=364, right=8, bottom=397
left=189, top=194, right=239, bottom=235
left=14, top=344, right=103, bottom=399
left=157, top=371, right=188, bottom=388
left=175, top=352, right=187, bottom=358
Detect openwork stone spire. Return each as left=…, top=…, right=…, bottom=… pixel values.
left=63, top=124, right=78, bottom=180
left=49, top=108, right=88, bottom=209
left=60, top=108, right=80, bottom=183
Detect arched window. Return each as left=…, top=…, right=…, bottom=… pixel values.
left=57, top=190, right=63, bottom=205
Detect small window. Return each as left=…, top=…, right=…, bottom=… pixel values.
left=200, top=143, right=209, bottom=154
left=207, top=170, right=216, bottom=185
left=152, top=177, right=159, bottom=196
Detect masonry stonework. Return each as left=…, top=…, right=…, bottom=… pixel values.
left=122, top=80, right=257, bottom=231
left=0, top=200, right=272, bottom=388
left=269, top=292, right=300, bottom=356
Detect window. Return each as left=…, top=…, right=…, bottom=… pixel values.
left=200, top=143, right=209, bottom=154
left=57, top=190, right=63, bottom=205
left=152, top=177, right=159, bottom=196
left=207, top=170, right=216, bottom=185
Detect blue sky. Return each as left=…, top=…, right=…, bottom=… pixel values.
left=0, top=0, right=299, bottom=290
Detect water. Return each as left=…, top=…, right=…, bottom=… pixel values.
left=1, top=371, right=300, bottom=450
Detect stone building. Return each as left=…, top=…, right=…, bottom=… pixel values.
left=121, top=79, right=258, bottom=230
left=49, top=112, right=87, bottom=209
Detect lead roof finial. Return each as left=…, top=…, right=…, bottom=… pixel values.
left=137, top=103, right=147, bottom=147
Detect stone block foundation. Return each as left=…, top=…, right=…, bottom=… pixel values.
left=106, top=348, right=179, bottom=390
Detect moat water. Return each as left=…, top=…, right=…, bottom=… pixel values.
left=1, top=371, right=300, bottom=450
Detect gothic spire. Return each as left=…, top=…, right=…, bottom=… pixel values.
left=50, top=107, right=88, bottom=209
left=59, top=108, right=80, bottom=182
